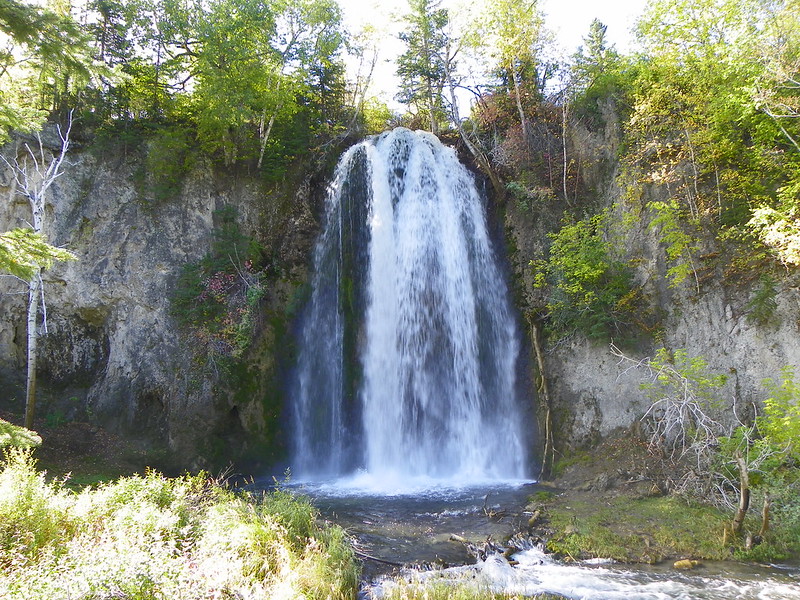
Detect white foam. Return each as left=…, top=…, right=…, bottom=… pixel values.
left=293, top=471, right=535, bottom=498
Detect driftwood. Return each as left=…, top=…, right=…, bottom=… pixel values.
left=449, top=534, right=519, bottom=565
left=483, top=493, right=507, bottom=521
left=353, top=548, right=404, bottom=567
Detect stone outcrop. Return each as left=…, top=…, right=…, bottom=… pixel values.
left=2, top=120, right=798, bottom=469
left=502, top=106, right=800, bottom=454
left=0, top=133, right=326, bottom=467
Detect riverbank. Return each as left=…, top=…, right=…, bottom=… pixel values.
left=532, top=433, right=800, bottom=566
left=19, top=414, right=800, bottom=566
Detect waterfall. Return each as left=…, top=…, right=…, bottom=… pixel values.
left=292, top=128, right=529, bottom=483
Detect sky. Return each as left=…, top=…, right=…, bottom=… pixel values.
left=541, top=0, right=648, bottom=54
left=337, top=0, right=649, bottom=105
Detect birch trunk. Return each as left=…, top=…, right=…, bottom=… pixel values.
left=24, top=272, right=41, bottom=429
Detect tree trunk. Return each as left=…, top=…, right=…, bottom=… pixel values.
left=731, top=454, right=750, bottom=535
left=443, top=53, right=504, bottom=197
left=257, top=110, right=278, bottom=169
left=759, top=495, right=770, bottom=537
left=562, top=102, right=569, bottom=204
left=3, top=115, right=72, bottom=429
left=512, top=67, right=529, bottom=145
left=529, top=315, right=554, bottom=479
left=24, top=271, right=41, bottom=429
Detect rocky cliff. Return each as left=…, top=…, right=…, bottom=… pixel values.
left=0, top=130, right=330, bottom=467
left=2, top=122, right=798, bottom=470
left=503, top=106, right=800, bottom=455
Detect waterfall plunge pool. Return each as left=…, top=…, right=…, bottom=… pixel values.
left=282, top=479, right=800, bottom=600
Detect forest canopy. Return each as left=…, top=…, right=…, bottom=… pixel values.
left=0, top=0, right=798, bottom=269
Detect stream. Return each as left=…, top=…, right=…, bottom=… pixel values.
left=288, top=477, right=800, bottom=600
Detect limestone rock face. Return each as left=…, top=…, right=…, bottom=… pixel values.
left=502, top=105, right=800, bottom=452
left=0, top=140, right=321, bottom=466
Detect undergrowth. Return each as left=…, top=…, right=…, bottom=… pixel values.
left=0, top=449, right=359, bottom=600
left=546, top=496, right=731, bottom=563
left=380, top=580, right=563, bottom=600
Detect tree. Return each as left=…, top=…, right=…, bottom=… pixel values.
left=572, top=19, right=620, bottom=92
left=0, top=227, right=75, bottom=280
left=1, top=114, right=75, bottom=429
left=0, top=0, right=95, bottom=140
left=472, top=0, right=548, bottom=143
left=395, top=0, right=449, bottom=134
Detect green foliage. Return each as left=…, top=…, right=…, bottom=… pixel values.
left=616, top=0, right=800, bottom=276
left=533, top=211, right=641, bottom=342
left=0, top=228, right=77, bottom=281
left=140, top=126, right=196, bottom=204
left=760, top=367, right=800, bottom=461
left=0, top=449, right=71, bottom=565
left=381, top=581, right=537, bottom=600
left=395, top=0, right=450, bottom=131
left=171, top=207, right=266, bottom=360
left=0, top=453, right=359, bottom=599
left=648, top=199, right=699, bottom=290
left=528, top=490, right=555, bottom=504
left=359, top=97, right=395, bottom=134
left=713, top=367, right=800, bottom=559
left=748, top=204, right=800, bottom=268
left=0, top=421, right=41, bottom=449
left=0, top=0, right=98, bottom=140
left=745, top=274, right=779, bottom=326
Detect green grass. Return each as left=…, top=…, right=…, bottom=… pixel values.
left=380, top=580, right=565, bottom=600
left=0, top=449, right=359, bottom=600
left=546, top=495, right=731, bottom=563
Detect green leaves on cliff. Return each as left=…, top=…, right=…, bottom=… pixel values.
left=170, top=207, right=266, bottom=360
left=532, top=211, right=641, bottom=342
left=623, top=0, right=800, bottom=271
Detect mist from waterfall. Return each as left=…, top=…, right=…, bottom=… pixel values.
left=291, top=128, right=529, bottom=485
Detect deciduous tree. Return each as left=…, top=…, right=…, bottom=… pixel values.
left=1, top=115, right=75, bottom=429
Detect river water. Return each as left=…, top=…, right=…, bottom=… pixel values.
left=288, top=478, right=800, bottom=600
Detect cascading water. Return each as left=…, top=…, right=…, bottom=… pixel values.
left=292, top=128, right=529, bottom=484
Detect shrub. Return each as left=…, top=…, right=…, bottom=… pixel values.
left=533, top=210, right=641, bottom=342
left=171, top=207, right=267, bottom=360
left=0, top=454, right=359, bottom=599
left=745, top=274, right=779, bottom=327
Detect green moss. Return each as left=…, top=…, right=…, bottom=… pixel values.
left=546, top=496, right=731, bottom=563
left=550, top=451, right=591, bottom=479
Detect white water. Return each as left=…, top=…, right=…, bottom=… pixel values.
left=375, top=547, right=800, bottom=600
left=292, top=128, right=528, bottom=484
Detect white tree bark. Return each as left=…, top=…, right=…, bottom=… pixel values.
left=2, top=114, right=72, bottom=429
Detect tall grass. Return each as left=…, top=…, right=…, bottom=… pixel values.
left=0, top=449, right=359, bottom=599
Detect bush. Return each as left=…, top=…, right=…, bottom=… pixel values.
left=141, top=126, right=197, bottom=205
left=0, top=453, right=359, bottom=599
left=533, top=210, right=641, bottom=342
left=171, top=206, right=267, bottom=360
